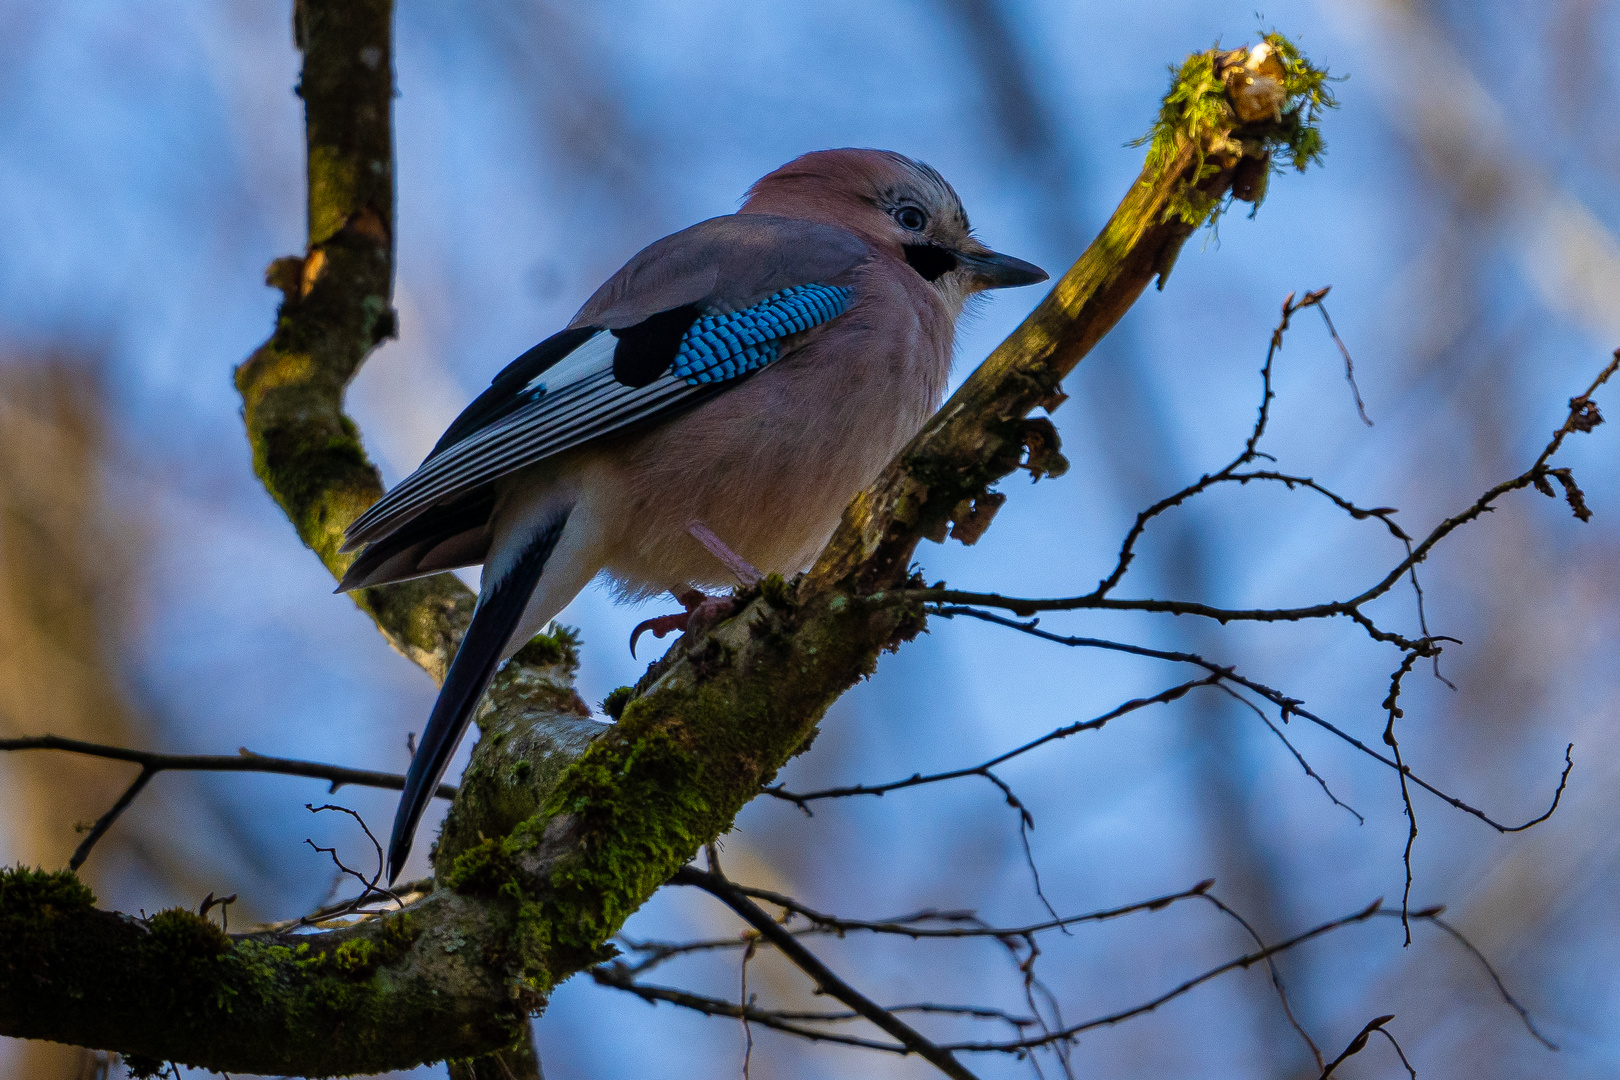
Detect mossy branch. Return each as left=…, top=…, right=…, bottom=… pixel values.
left=0, top=866, right=521, bottom=1077
left=233, top=0, right=476, bottom=684
left=807, top=39, right=1333, bottom=595
left=0, top=25, right=1332, bottom=1078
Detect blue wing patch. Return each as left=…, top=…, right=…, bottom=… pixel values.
left=343, top=283, right=852, bottom=552
left=671, top=283, right=851, bottom=385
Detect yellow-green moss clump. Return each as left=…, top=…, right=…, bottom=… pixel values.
left=1133, top=32, right=1338, bottom=227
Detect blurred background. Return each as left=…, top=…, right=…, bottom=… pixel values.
left=1, top=1, right=1618, bottom=1077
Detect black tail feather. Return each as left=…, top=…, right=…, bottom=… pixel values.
left=386, top=510, right=570, bottom=881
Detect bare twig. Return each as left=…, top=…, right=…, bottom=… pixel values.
left=302, top=804, right=404, bottom=921
left=673, top=866, right=982, bottom=1080
left=709, top=879, right=1214, bottom=941
left=978, top=767, right=1063, bottom=925
left=1376, top=1025, right=1419, bottom=1079
left=67, top=766, right=155, bottom=872
left=610, top=885, right=1554, bottom=1065
left=1212, top=681, right=1363, bottom=824
left=1097, top=287, right=1357, bottom=599
left=926, top=607, right=1573, bottom=836
left=0, top=734, right=456, bottom=870
left=900, top=347, right=1619, bottom=654
left=1421, top=911, right=1558, bottom=1050
left=937, top=898, right=1386, bottom=1053
left=597, top=963, right=1041, bottom=1033
left=1382, top=654, right=1423, bottom=943
left=616, top=890, right=1386, bottom=1060
left=612, top=906, right=1171, bottom=982
left=1317, top=1014, right=1398, bottom=1079
left=765, top=1003, right=1038, bottom=1026
left=1307, top=290, right=1373, bottom=427
left=590, top=967, right=910, bottom=1052
left=739, top=935, right=757, bottom=1079
left=1199, top=891, right=1325, bottom=1069
left=765, top=678, right=1214, bottom=807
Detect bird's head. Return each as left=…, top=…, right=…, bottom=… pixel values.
left=740, top=148, right=1048, bottom=311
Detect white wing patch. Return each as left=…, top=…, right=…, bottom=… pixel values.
left=521, top=328, right=615, bottom=394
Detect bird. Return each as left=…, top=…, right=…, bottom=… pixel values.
left=337, top=148, right=1048, bottom=881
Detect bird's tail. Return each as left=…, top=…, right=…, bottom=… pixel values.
left=387, top=511, right=570, bottom=882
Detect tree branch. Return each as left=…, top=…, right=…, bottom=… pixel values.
left=234, top=0, right=483, bottom=685
left=900, top=348, right=1620, bottom=643
left=673, top=866, right=981, bottom=1080
left=0, top=21, right=1337, bottom=1075
left=925, top=607, right=1574, bottom=834
left=804, top=44, right=1329, bottom=595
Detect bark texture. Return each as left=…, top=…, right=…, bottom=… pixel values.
left=0, top=8, right=1330, bottom=1073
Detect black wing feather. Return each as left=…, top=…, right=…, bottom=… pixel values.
left=336, top=490, right=496, bottom=591
left=429, top=325, right=599, bottom=459
left=612, top=304, right=701, bottom=388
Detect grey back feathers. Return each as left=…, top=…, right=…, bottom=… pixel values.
left=572, top=214, right=868, bottom=327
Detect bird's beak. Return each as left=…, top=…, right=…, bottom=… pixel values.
left=957, top=248, right=1049, bottom=290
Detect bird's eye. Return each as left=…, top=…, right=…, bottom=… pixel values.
left=895, top=206, right=928, bottom=231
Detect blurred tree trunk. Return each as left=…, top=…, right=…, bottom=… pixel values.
left=0, top=360, right=145, bottom=1080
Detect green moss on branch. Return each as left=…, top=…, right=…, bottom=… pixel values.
left=439, top=589, right=926, bottom=984
left=1134, top=34, right=1336, bottom=226
left=0, top=866, right=531, bottom=1075
left=236, top=0, right=477, bottom=683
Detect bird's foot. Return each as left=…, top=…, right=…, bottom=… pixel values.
left=629, top=589, right=740, bottom=657
left=627, top=524, right=759, bottom=657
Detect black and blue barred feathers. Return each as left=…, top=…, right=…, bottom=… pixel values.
left=672, top=283, right=851, bottom=385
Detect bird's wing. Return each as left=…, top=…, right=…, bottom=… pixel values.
left=340, top=215, right=868, bottom=554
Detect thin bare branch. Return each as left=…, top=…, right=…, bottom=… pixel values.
left=927, top=607, right=1573, bottom=836
left=301, top=803, right=405, bottom=922
left=1198, top=892, right=1325, bottom=1069
left=611, top=890, right=1555, bottom=1065
left=900, top=351, right=1620, bottom=647
left=1211, top=681, right=1363, bottom=824
left=673, top=866, right=982, bottom=1080
left=1420, top=912, right=1558, bottom=1050
left=0, top=734, right=455, bottom=870
left=1317, top=1014, right=1398, bottom=1079
left=589, top=967, right=911, bottom=1053
left=1308, top=291, right=1373, bottom=427
left=698, top=880, right=1215, bottom=942
left=938, top=898, right=1386, bottom=1053
left=1382, top=653, right=1423, bottom=944
left=765, top=678, right=1214, bottom=806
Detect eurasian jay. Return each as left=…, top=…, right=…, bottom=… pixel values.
left=338, top=148, right=1048, bottom=879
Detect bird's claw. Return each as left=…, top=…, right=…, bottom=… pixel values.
left=629, top=591, right=740, bottom=657
left=629, top=611, right=691, bottom=657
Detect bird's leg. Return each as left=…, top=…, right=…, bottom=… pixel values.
left=628, top=524, right=761, bottom=657
left=686, top=519, right=762, bottom=587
